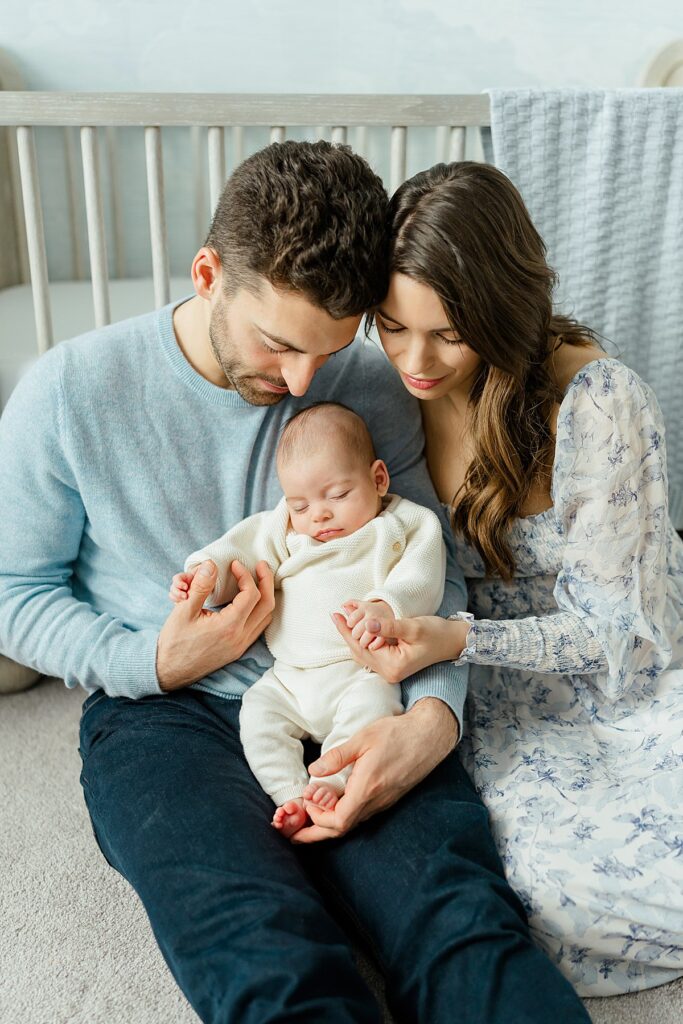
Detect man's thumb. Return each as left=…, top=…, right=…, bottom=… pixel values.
left=308, top=740, right=357, bottom=777
left=185, top=561, right=217, bottom=608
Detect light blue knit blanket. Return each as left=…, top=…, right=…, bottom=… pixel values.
left=482, top=88, right=683, bottom=528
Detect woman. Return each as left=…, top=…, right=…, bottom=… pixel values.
left=339, top=162, right=683, bottom=996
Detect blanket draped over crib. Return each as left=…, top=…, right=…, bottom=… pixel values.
left=482, top=88, right=683, bottom=529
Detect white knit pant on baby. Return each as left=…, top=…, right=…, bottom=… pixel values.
left=239, top=659, right=404, bottom=806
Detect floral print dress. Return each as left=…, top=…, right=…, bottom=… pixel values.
left=451, top=358, right=683, bottom=996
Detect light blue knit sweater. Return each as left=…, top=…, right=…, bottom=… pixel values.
left=0, top=301, right=468, bottom=725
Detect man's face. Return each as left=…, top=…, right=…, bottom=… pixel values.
left=208, top=278, right=363, bottom=406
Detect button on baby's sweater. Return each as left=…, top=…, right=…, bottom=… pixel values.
left=392, top=541, right=401, bottom=552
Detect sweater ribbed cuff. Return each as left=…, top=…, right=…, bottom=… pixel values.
left=401, top=661, right=468, bottom=743
left=107, top=629, right=164, bottom=699
left=363, top=590, right=407, bottom=620
left=271, top=783, right=308, bottom=806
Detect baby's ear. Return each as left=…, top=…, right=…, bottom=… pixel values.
left=371, top=459, right=390, bottom=497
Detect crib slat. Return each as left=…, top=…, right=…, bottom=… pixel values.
left=63, top=128, right=85, bottom=280
left=354, top=126, right=367, bottom=158
left=81, top=126, right=111, bottom=327
left=16, top=126, right=53, bottom=352
left=144, top=126, right=170, bottom=309
left=191, top=126, right=208, bottom=240
left=231, top=126, right=244, bottom=168
left=106, top=126, right=125, bottom=278
left=390, top=126, right=407, bottom=194
left=9, top=128, right=30, bottom=284
left=435, top=125, right=449, bottom=163
left=270, top=126, right=285, bottom=144
left=449, top=126, right=466, bottom=162
left=207, top=126, right=226, bottom=216
left=331, top=126, right=347, bottom=146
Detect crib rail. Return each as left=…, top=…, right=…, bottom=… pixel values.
left=0, top=92, right=490, bottom=126
left=0, top=92, right=490, bottom=353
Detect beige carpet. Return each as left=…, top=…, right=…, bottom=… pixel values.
left=2, top=678, right=682, bottom=1024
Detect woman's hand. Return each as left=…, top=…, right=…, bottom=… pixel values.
left=331, top=610, right=470, bottom=684
left=291, top=697, right=459, bottom=844
left=341, top=598, right=396, bottom=650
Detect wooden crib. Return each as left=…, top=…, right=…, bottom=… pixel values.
left=0, top=61, right=490, bottom=409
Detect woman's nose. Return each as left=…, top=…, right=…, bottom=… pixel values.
left=403, top=337, right=435, bottom=375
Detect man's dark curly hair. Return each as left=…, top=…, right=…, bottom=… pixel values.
left=205, top=140, right=390, bottom=318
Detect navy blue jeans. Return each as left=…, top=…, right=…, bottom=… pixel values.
left=78, top=689, right=590, bottom=1024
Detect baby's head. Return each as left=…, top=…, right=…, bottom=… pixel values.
left=277, top=403, right=390, bottom=541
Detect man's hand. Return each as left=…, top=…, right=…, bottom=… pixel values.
left=341, top=598, right=396, bottom=651
left=291, top=698, right=459, bottom=844
left=156, top=559, right=274, bottom=691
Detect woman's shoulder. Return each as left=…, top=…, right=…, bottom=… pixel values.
left=549, top=341, right=617, bottom=395
left=545, top=335, right=654, bottom=413
left=558, top=353, right=659, bottom=423
left=551, top=353, right=667, bottom=496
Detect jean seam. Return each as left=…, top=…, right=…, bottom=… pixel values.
left=81, top=692, right=107, bottom=717
left=314, top=871, right=392, bottom=980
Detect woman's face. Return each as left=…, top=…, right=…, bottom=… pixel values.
left=376, top=273, right=482, bottom=402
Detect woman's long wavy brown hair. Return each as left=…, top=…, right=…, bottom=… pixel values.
left=386, top=161, right=601, bottom=580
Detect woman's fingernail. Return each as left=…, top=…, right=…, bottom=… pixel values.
left=367, top=619, right=381, bottom=632
left=198, top=561, right=213, bottom=576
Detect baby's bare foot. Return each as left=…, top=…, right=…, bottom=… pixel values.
left=302, top=781, right=340, bottom=810
left=272, top=799, right=308, bottom=839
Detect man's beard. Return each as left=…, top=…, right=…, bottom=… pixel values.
left=208, top=303, right=289, bottom=407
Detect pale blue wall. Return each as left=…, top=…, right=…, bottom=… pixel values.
left=2, top=0, right=680, bottom=279
left=3, top=0, right=681, bottom=91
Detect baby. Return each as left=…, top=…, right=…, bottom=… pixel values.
left=170, top=402, right=446, bottom=837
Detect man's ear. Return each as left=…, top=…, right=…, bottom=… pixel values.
left=191, top=247, right=222, bottom=300
left=371, top=459, right=390, bottom=497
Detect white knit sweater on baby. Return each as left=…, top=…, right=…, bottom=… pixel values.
left=185, top=494, right=446, bottom=670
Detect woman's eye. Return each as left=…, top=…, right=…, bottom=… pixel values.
left=378, top=318, right=404, bottom=335
left=437, top=334, right=461, bottom=345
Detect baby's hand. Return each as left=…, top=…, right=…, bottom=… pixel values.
left=169, top=566, right=199, bottom=603
left=341, top=599, right=396, bottom=651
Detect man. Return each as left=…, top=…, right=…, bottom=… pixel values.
left=0, top=141, right=590, bottom=1022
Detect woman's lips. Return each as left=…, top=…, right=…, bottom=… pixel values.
left=259, top=379, right=290, bottom=394
left=402, top=372, right=447, bottom=391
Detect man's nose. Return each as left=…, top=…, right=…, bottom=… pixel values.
left=281, top=356, right=327, bottom=397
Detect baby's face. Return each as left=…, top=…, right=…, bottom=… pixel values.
left=279, top=450, right=388, bottom=541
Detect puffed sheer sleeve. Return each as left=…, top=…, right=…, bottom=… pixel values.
left=453, top=361, right=674, bottom=701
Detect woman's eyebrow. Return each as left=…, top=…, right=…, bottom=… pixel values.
left=376, top=307, right=403, bottom=325
left=376, top=308, right=456, bottom=334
